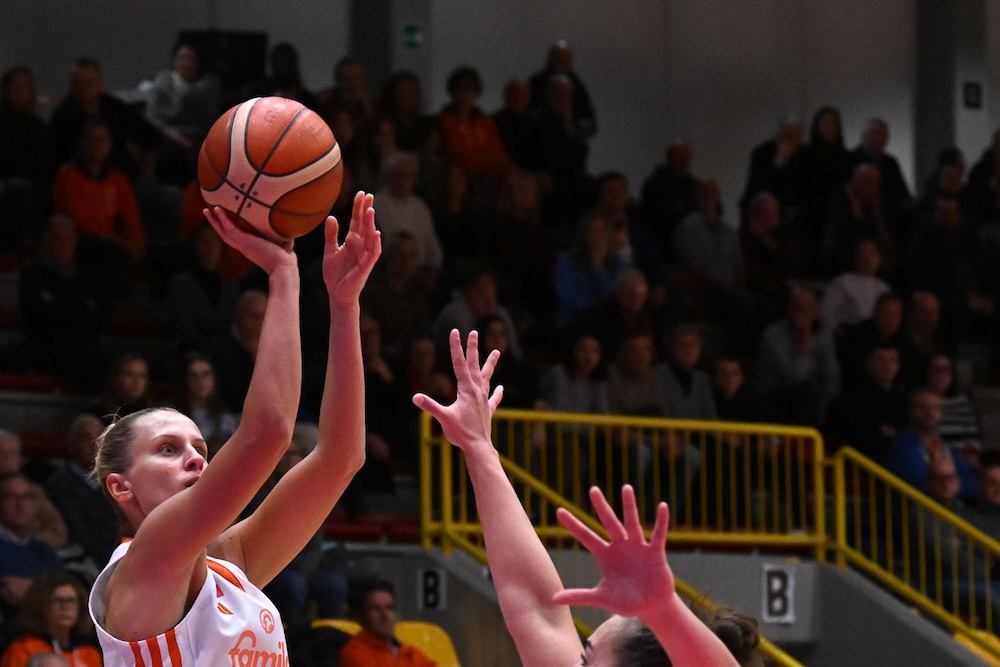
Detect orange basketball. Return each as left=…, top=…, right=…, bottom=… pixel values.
left=197, top=96, right=343, bottom=243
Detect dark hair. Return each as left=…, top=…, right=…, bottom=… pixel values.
left=0, top=66, right=32, bottom=109
left=18, top=571, right=93, bottom=638
left=175, top=351, right=230, bottom=419
left=379, top=70, right=422, bottom=117
left=446, top=66, right=482, bottom=97
left=616, top=606, right=763, bottom=667
left=808, top=105, right=844, bottom=148
left=348, top=578, right=395, bottom=615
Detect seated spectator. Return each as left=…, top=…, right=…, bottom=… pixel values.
left=377, top=70, right=437, bottom=154
left=0, top=432, right=65, bottom=553
left=640, top=141, right=698, bottom=261
left=337, top=579, right=435, bottom=667
left=658, top=324, right=717, bottom=420
left=885, top=389, right=977, bottom=501
left=86, top=352, right=152, bottom=424
left=241, top=426, right=348, bottom=625
left=210, top=290, right=266, bottom=413
left=531, top=75, right=590, bottom=233
left=837, top=291, right=907, bottom=391
left=0, top=66, right=52, bottom=250
left=898, top=291, right=951, bottom=389
left=739, top=192, right=792, bottom=336
left=0, top=472, right=63, bottom=646
left=674, top=179, right=744, bottom=295
left=166, top=223, right=239, bottom=355
left=140, top=40, right=221, bottom=185
left=432, top=266, right=522, bottom=362
left=757, top=286, right=840, bottom=426
left=534, top=332, right=609, bottom=424
left=820, top=238, right=891, bottom=336
left=438, top=66, right=514, bottom=186
left=971, top=451, right=1000, bottom=539
left=360, top=231, right=431, bottom=358
left=479, top=314, right=536, bottom=410
left=739, top=116, right=806, bottom=225
left=429, top=161, right=487, bottom=275
left=672, top=179, right=752, bottom=345
left=14, top=215, right=111, bottom=392
left=170, top=351, right=239, bottom=453
left=553, top=212, right=627, bottom=333
left=822, top=163, right=892, bottom=279
left=925, top=353, right=982, bottom=467
left=532, top=331, right=609, bottom=497
left=906, top=196, right=975, bottom=347
left=52, top=119, right=146, bottom=280
left=374, top=153, right=443, bottom=293
left=595, top=172, right=666, bottom=307
left=48, top=57, right=157, bottom=178
left=587, top=269, right=670, bottom=365
left=823, top=345, right=908, bottom=461
left=317, top=56, right=376, bottom=140
left=43, top=415, right=117, bottom=577
left=0, top=572, right=100, bottom=667
left=909, top=455, right=1000, bottom=628
left=401, top=334, right=456, bottom=413
left=486, top=171, right=556, bottom=320
left=355, top=313, right=416, bottom=502
left=850, top=118, right=915, bottom=232
left=712, top=356, right=761, bottom=423
left=918, top=148, right=966, bottom=213
left=493, top=79, right=538, bottom=171
left=241, top=42, right=319, bottom=110
left=801, top=106, right=852, bottom=215
left=607, top=332, right=666, bottom=418
left=527, top=41, right=597, bottom=139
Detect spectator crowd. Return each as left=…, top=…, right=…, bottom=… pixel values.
left=4, top=33, right=1000, bottom=664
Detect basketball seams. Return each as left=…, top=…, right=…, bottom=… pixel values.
left=200, top=96, right=343, bottom=242
left=261, top=141, right=342, bottom=177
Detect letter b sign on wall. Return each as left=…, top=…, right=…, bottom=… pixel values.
left=761, top=563, right=795, bottom=624
left=417, top=568, right=448, bottom=611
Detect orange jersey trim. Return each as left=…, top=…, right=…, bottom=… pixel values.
left=208, top=560, right=246, bottom=592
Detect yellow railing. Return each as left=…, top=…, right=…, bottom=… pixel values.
left=419, top=409, right=815, bottom=667
left=833, top=447, right=1000, bottom=661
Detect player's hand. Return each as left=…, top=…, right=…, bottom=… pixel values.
left=412, top=329, right=503, bottom=453
left=322, top=191, right=381, bottom=304
left=552, top=485, right=674, bottom=619
left=203, top=206, right=295, bottom=275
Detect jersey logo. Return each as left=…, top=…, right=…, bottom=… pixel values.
left=260, top=609, right=275, bottom=633
left=228, top=630, right=288, bottom=667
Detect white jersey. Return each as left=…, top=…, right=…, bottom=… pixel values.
left=89, top=541, right=287, bottom=667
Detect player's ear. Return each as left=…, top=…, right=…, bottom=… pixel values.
left=106, top=473, right=132, bottom=503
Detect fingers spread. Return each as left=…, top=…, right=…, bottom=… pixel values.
left=621, top=485, right=644, bottom=540
left=552, top=588, right=599, bottom=608
left=651, top=502, right=670, bottom=548
left=589, top=487, right=627, bottom=542
left=556, top=507, right=606, bottom=554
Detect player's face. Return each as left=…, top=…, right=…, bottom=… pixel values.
left=122, top=411, right=208, bottom=515
left=570, top=614, right=629, bottom=667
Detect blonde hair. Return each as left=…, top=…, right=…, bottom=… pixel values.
left=91, top=407, right=180, bottom=532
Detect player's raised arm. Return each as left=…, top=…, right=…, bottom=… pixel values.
left=413, top=330, right=583, bottom=667
left=228, top=191, right=381, bottom=586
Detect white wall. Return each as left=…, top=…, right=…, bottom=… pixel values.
left=426, top=0, right=917, bottom=217
left=0, top=0, right=939, bottom=217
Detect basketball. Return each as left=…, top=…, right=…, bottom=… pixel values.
left=197, top=96, right=343, bottom=243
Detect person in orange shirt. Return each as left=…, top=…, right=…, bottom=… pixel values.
left=52, top=118, right=146, bottom=267
left=337, top=580, right=435, bottom=667
left=0, top=572, right=102, bottom=667
left=438, top=66, right=513, bottom=185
